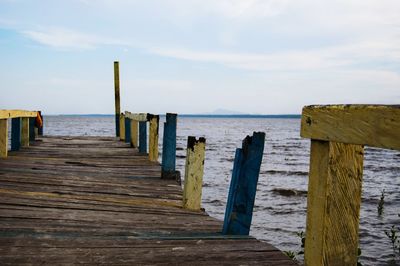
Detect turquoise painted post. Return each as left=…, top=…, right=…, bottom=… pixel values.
left=11, top=118, right=22, bottom=151
left=161, top=113, right=177, bottom=179
left=38, top=111, right=43, bottom=136
left=29, top=118, right=35, bottom=142
left=222, top=131, right=265, bottom=235
left=139, top=121, right=147, bottom=153
left=124, top=117, right=131, bottom=145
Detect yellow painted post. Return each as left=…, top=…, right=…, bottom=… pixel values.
left=119, top=113, right=125, bottom=141
left=0, top=119, right=7, bottom=158
left=305, top=140, right=364, bottom=266
left=148, top=115, right=159, bottom=162
left=130, top=120, right=138, bottom=148
left=182, top=136, right=206, bottom=210
left=21, top=117, right=29, bottom=147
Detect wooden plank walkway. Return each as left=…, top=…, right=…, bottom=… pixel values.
left=0, top=136, right=296, bottom=265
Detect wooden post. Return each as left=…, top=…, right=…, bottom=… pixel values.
left=21, top=117, right=29, bottom=147
left=29, top=117, right=35, bottom=142
left=222, top=132, right=265, bottom=235
left=304, top=140, right=364, bottom=266
left=130, top=120, right=138, bottom=148
left=114, top=61, right=121, bottom=137
left=11, top=118, right=21, bottom=151
left=139, top=121, right=147, bottom=154
left=124, top=117, right=131, bottom=145
left=162, top=113, right=177, bottom=179
left=0, top=119, right=7, bottom=158
left=119, top=113, right=125, bottom=141
left=148, top=114, right=159, bottom=162
left=37, top=111, right=43, bottom=136
left=182, top=136, right=206, bottom=210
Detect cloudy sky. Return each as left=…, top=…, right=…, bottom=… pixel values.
left=0, top=0, right=399, bottom=114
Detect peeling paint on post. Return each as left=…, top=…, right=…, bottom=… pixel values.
left=162, top=113, right=178, bottom=179
left=148, top=114, right=159, bottom=162
left=222, top=132, right=265, bottom=235
left=29, top=118, right=35, bottom=142
left=0, top=119, right=7, bottom=158
left=11, top=118, right=21, bottom=151
left=119, top=113, right=125, bottom=141
left=130, top=120, right=138, bottom=148
left=182, top=136, right=206, bottom=211
left=114, top=61, right=121, bottom=137
left=139, top=121, right=147, bottom=154
left=21, top=117, right=29, bottom=147
left=125, top=117, right=131, bottom=145
left=38, top=111, right=43, bottom=136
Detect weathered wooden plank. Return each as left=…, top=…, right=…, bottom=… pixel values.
left=114, top=61, right=121, bottom=137
left=182, top=137, right=206, bottom=211
left=0, top=110, right=37, bottom=119
left=119, top=113, right=125, bottom=141
left=0, top=119, right=7, bottom=158
left=148, top=114, right=159, bottom=162
left=222, top=132, right=265, bottom=235
left=304, top=140, right=364, bottom=266
left=301, top=104, right=400, bottom=150
left=21, top=117, right=29, bottom=147
left=125, top=111, right=148, bottom=122
left=11, top=118, right=21, bottom=151
left=139, top=121, right=147, bottom=154
left=162, top=113, right=177, bottom=179
left=124, top=117, right=131, bottom=144
left=130, top=119, right=138, bottom=147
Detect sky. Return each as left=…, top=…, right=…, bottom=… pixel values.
left=0, top=0, right=399, bottom=114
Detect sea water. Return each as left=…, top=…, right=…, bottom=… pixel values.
left=38, top=115, right=400, bottom=264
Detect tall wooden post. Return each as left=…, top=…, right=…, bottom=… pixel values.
left=125, top=117, right=131, bottom=145
left=182, top=136, right=206, bottom=210
left=222, top=132, right=265, bottom=235
left=0, top=119, right=7, bottom=158
left=304, top=140, right=364, bottom=266
left=29, top=117, right=35, bottom=142
left=139, top=121, right=147, bottom=154
left=148, top=114, right=159, bottom=162
left=114, top=61, right=121, bottom=137
left=11, top=118, right=21, bottom=151
left=21, top=117, right=29, bottom=147
left=162, top=113, right=177, bottom=179
left=130, top=120, right=138, bottom=148
left=119, top=113, right=125, bottom=141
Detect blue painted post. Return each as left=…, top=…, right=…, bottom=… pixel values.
left=124, top=117, right=131, bottom=145
left=29, top=117, right=35, bottom=142
left=222, top=131, right=266, bottom=235
left=161, top=113, right=178, bottom=179
left=11, top=118, right=22, bottom=151
left=139, top=121, right=147, bottom=153
left=38, top=111, right=43, bottom=136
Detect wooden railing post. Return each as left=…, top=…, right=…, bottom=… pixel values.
left=21, top=117, right=29, bottom=147
left=304, top=140, right=364, bottom=266
left=29, top=117, right=35, bottom=142
left=148, top=114, right=159, bottom=162
left=119, top=113, right=125, bottom=141
left=124, top=117, right=131, bottom=145
left=11, top=118, right=21, bottom=151
left=37, top=111, right=43, bottom=136
left=0, top=119, right=7, bottom=158
left=182, top=136, right=206, bottom=210
left=162, top=113, right=177, bottom=179
left=139, top=121, right=147, bottom=154
left=114, top=61, right=121, bottom=137
left=222, top=132, right=265, bottom=235
left=130, top=120, right=138, bottom=147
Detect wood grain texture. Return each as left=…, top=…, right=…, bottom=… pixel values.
left=0, top=110, right=37, bottom=119
left=148, top=115, right=159, bottom=162
left=301, top=104, right=400, bottom=150
left=305, top=140, right=364, bottom=266
left=183, top=137, right=206, bottom=211
left=119, top=113, right=125, bottom=141
left=0, top=136, right=295, bottom=265
left=114, top=61, right=120, bottom=137
left=21, top=117, right=29, bottom=147
left=125, top=112, right=148, bottom=122
left=0, top=119, right=7, bottom=158
left=162, top=113, right=177, bottom=178
left=130, top=119, right=138, bottom=148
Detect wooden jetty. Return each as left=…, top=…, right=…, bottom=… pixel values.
left=0, top=135, right=296, bottom=265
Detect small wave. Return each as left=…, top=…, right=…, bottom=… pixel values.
left=261, top=170, right=308, bottom=176
left=271, top=188, right=307, bottom=197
